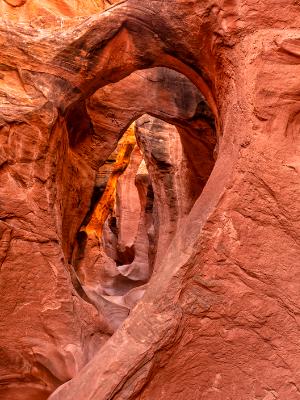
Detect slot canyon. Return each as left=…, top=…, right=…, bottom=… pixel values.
left=0, top=1, right=299, bottom=399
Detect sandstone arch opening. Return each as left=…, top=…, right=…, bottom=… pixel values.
left=1, top=14, right=221, bottom=392
left=0, top=60, right=218, bottom=399
left=60, top=66, right=217, bottom=346
left=71, top=108, right=217, bottom=338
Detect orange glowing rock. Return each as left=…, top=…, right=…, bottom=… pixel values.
left=86, top=123, right=137, bottom=238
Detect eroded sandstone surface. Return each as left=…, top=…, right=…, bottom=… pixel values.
left=0, top=0, right=300, bottom=399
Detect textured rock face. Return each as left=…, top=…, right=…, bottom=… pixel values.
left=1, top=1, right=300, bottom=399
left=136, top=116, right=198, bottom=269
left=0, top=0, right=116, bottom=26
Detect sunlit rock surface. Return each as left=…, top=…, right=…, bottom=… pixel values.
left=0, top=0, right=300, bottom=399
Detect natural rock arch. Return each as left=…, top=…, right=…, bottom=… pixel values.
left=63, top=66, right=216, bottom=272
left=0, top=1, right=300, bottom=399
left=66, top=66, right=217, bottom=345
left=0, top=53, right=218, bottom=400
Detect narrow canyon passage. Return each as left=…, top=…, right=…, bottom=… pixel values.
left=1, top=1, right=300, bottom=399
left=64, top=65, right=217, bottom=358
left=72, top=109, right=216, bottom=339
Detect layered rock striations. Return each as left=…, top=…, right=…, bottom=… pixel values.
left=0, top=0, right=300, bottom=399
left=0, top=4, right=216, bottom=394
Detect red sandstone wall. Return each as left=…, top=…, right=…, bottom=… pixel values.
left=0, top=1, right=300, bottom=399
